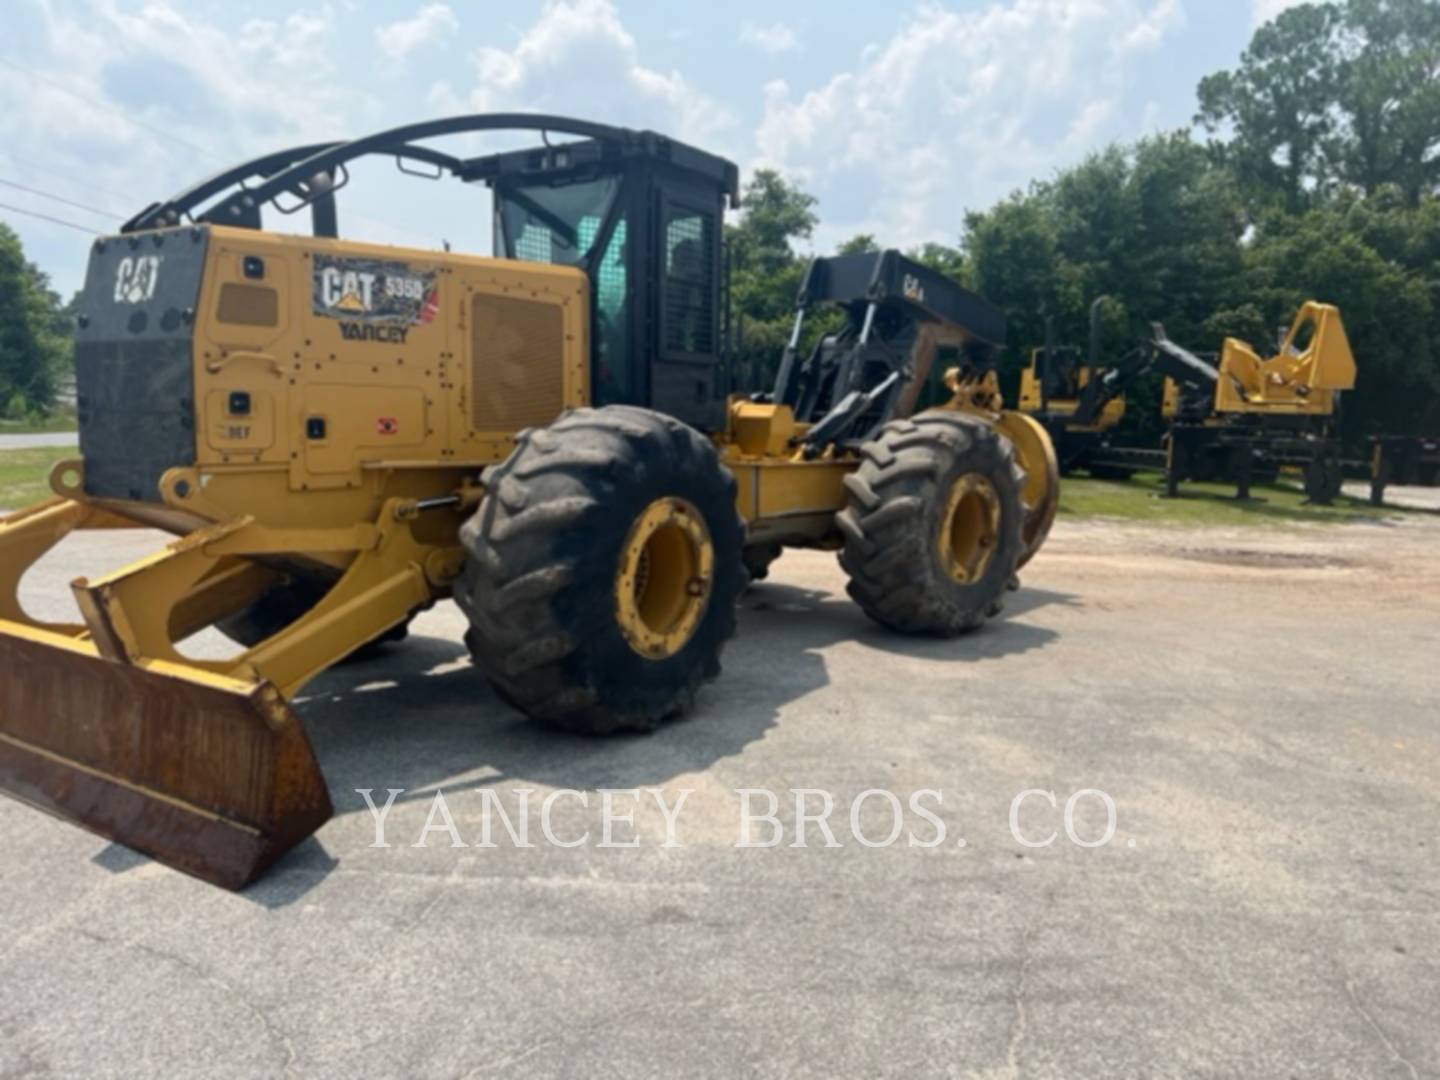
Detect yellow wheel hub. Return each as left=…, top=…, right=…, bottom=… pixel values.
left=615, top=497, right=714, bottom=660
left=938, top=474, right=1001, bottom=585
left=994, top=411, right=1060, bottom=570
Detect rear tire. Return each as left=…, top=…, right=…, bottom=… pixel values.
left=457, top=406, right=745, bottom=734
left=837, top=411, right=1025, bottom=636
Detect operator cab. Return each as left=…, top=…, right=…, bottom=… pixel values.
left=464, top=134, right=738, bottom=430
left=1032, top=345, right=1085, bottom=404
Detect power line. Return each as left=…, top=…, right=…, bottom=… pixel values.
left=0, top=55, right=221, bottom=162
left=0, top=59, right=458, bottom=249
left=0, top=150, right=136, bottom=206
left=0, top=177, right=122, bottom=220
left=0, top=201, right=100, bottom=235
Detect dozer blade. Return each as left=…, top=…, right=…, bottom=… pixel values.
left=0, top=626, right=332, bottom=890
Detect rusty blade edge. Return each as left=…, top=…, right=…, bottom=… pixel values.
left=0, top=733, right=332, bottom=890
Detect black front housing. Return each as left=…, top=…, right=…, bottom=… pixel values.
left=75, top=227, right=208, bottom=502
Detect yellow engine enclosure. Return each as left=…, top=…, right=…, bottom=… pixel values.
left=155, top=227, right=590, bottom=542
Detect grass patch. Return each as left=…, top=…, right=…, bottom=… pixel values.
left=0, top=411, right=78, bottom=435
left=0, top=447, right=76, bottom=510
left=1058, top=471, right=1398, bottom=527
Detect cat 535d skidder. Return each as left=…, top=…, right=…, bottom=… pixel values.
left=0, top=115, right=1058, bottom=888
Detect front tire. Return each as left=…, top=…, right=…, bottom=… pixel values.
left=837, top=412, right=1025, bottom=636
left=457, top=406, right=744, bottom=734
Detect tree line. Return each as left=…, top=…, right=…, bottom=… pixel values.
left=728, top=0, right=1440, bottom=443
left=0, top=223, right=71, bottom=421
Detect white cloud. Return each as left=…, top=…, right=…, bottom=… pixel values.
left=457, top=0, right=735, bottom=146
left=740, top=21, right=800, bottom=54
left=1120, top=0, right=1184, bottom=52
left=753, top=0, right=1188, bottom=253
left=1252, top=0, right=1308, bottom=26
left=1, top=1, right=365, bottom=163
left=0, top=1, right=431, bottom=279
left=376, top=4, right=460, bottom=62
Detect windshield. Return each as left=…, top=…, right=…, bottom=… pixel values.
left=497, top=175, right=620, bottom=269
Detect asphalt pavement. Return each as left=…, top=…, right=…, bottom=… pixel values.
left=0, top=432, right=78, bottom=450
left=1, top=512, right=1438, bottom=1078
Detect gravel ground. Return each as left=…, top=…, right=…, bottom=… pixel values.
left=2, top=509, right=1438, bottom=1078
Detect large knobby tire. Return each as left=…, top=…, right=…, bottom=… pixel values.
left=837, top=412, right=1025, bottom=636
left=457, top=406, right=745, bottom=734
left=1303, top=457, right=1343, bottom=504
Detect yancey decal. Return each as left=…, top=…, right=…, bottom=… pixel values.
left=312, top=254, right=439, bottom=343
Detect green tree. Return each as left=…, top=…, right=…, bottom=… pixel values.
left=836, top=233, right=878, bottom=255
left=1197, top=3, right=1340, bottom=211
left=964, top=134, right=1245, bottom=372
left=964, top=192, right=1061, bottom=356
left=1329, top=0, right=1440, bottom=202
left=728, top=169, right=817, bottom=278
left=1199, top=0, right=1440, bottom=207
left=908, top=241, right=964, bottom=280
left=0, top=223, right=67, bottom=416
left=962, top=133, right=1250, bottom=439
left=726, top=170, right=819, bottom=389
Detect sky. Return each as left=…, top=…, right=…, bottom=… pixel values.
left=1, top=0, right=1304, bottom=297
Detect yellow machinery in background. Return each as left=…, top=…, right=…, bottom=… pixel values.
left=0, top=116, right=1058, bottom=888
left=1155, top=302, right=1356, bottom=500
left=1016, top=299, right=1144, bottom=480
left=1018, top=357, right=1126, bottom=430
left=1161, top=301, right=1356, bottom=420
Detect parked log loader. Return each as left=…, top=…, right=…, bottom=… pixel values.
left=1155, top=303, right=1356, bottom=501
left=1020, top=300, right=1358, bottom=503
left=0, top=115, right=1058, bottom=889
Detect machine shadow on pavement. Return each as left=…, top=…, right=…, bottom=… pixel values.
left=82, top=571, right=1066, bottom=908
left=210, top=575, right=1067, bottom=905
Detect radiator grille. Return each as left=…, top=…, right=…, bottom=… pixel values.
left=470, top=294, right=566, bottom=432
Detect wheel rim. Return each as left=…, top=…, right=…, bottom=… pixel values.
left=938, top=474, right=1001, bottom=585
left=993, top=411, right=1059, bottom=569
left=615, top=497, right=714, bottom=659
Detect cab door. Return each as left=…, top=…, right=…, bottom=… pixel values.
left=650, top=184, right=724, bottom=431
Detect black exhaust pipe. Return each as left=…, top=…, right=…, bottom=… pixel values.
left=1088, top=296, right=1106, bottom=371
